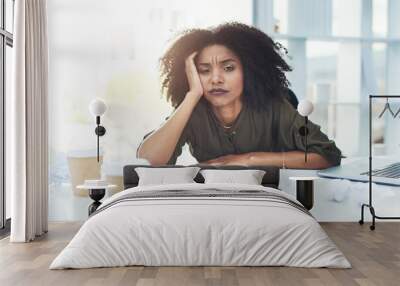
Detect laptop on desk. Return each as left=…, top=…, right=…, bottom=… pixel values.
left=317, top=157, right=400, bottom=186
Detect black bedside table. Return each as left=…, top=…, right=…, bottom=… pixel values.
left=289, top=176, right=319, bottom=210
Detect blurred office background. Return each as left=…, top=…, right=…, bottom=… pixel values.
left=41, top=0, right=400, bottom=220
left=257, top=0, right=400, bottom=158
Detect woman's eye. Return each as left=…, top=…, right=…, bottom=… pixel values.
left=199, top=69, right=209, bottom=74
left=224, top=65, right=234, bottom=72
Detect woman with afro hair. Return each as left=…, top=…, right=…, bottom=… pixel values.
left=137, top=22, right=341, bottom=169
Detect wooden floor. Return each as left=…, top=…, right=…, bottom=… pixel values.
left=0, top=222, right=399, bottom=286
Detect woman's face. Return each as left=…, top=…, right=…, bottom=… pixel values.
left=196, top=45, right=244, bottom=108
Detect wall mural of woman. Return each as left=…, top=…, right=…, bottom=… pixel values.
left=137, top=22, right=341, bottom=169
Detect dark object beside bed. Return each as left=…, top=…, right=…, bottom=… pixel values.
left=123, top=165, right=280, bottom=189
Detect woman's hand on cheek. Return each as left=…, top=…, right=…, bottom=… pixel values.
left=185, top=51, right=204, bottom=100
left=202, top=154, right=249, bottom=166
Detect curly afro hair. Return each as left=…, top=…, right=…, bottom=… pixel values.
left=160, top=22, right=292, bottom=110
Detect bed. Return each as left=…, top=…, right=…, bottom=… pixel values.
left=50, top=165, right=350, bottom=269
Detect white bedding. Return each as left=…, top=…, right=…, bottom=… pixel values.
left=50, top=183, right=351, bottom=269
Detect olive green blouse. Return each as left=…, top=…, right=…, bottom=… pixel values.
left=141, top=99, right=342, bottom=166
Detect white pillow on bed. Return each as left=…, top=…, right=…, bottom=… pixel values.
left=200, top=169, right=266, bottom=185
left=135, top=167, right=200, bottom=186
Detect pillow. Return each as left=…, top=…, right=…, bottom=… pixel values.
left=200, top=169, right=266, bottom=185
left=135, top=167, right=201, bottom=186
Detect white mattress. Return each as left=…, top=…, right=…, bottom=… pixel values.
left=50, top=183, right=351, bottom=269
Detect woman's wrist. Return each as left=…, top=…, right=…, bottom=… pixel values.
left=181, top=92, right=202, bottom=111
left=185, top=91, right=203, bottom=102
left=247, top=152, right=283, bottom=167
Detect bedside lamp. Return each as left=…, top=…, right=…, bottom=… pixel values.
left=291, top=99, right=316, bottom=211
left=89, top=98, right=107, bottom=162
left=298, top=99, right=314, bottom=163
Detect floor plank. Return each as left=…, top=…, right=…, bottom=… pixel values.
left=0, top=222, right=399, bottom=286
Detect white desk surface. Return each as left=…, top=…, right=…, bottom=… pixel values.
left=278, top=163, right=400, bottom=222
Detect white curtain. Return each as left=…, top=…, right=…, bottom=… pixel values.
left=10, top=0, right=48, bottom=242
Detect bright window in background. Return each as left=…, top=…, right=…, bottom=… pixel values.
left=5, top=45, right=12, bottom=220
left=47, top=0, right=252, bottom=221
left=306, top=41, right=338, bottom=138
left=5, top=0, right=13, bottom=32
left=371, top=43, right=387, bottom=144
left=332, top=0, right=360, bottom=37
left=1, top=0, right=14, bottom=230
left=269, top=0, right=398, bottom=157
left=372, top=0, right=387, bottom=37
left=372, top=43, right=387, bottom=94
left=273, top=0, right=288, bottom=34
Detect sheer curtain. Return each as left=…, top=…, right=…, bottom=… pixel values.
left=10, top=0, right=49, bottom=242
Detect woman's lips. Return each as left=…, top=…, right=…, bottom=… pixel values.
left=209, top=89, right=229, bottom=96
